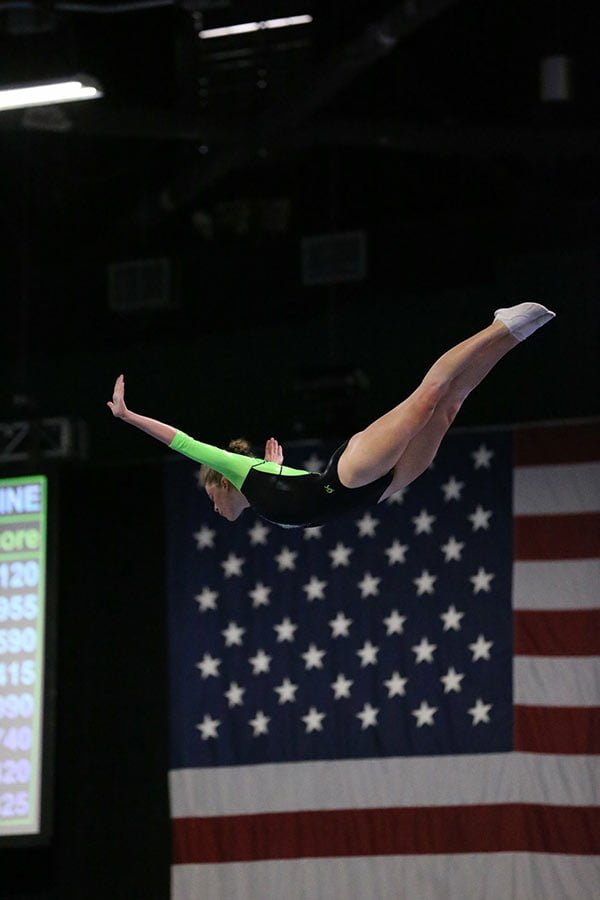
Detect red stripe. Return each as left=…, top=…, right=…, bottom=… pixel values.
left=172, top=804, right=600, bottom=864
left=515, top=423, right=600, bottom=466
left=514, top=609, right=600, bottom=656
left=515, top=512, right=600, bottom=559
left=515, top=705, right=600, bottom=754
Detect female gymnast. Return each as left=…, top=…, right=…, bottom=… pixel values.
left=108, top=302, right=555, bottom=529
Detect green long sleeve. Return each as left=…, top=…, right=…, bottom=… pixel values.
left=169, top=431, right=310, bottom=491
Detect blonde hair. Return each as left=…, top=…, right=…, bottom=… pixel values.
left=200, top=438, right=253, bottom=488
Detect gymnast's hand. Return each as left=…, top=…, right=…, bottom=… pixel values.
left=264, top=437, right=283, bottom=465
left=107, top=374, right=128, bottom=419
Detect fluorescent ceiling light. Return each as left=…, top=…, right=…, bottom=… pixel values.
left=199, top=14, right=312, bottom=39
left=0, top=77, right=103, bottom=112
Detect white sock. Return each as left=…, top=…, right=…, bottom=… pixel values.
left=493, top=301, right=556, bottom=341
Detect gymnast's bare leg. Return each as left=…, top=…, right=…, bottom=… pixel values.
left=337, top=302, right=555, bottom=493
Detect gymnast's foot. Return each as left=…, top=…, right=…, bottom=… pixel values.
left=493, top=301, right=556, bottom=342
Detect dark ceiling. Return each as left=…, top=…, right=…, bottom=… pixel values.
left=0, top=0, right=598, bottom=441
left=2, top=0, right=598, bottom=232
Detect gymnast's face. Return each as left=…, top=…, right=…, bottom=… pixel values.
left=205, top=479, right=246, bottom=521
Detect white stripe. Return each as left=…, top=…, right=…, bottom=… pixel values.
left=169, top=753, right=599, bottom=818
left=513, top=560, right=600, bottom=610
left=172, top=854, right=600, bottom=900
left=514, top=657, right=600, bottom=706
left=514, top=462, right=600, bottom=514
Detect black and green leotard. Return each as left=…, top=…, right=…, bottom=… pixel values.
left=169, top=431, right=394, bottom=529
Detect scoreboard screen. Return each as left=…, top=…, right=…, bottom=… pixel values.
left=0, top=475, right=52, bottom=840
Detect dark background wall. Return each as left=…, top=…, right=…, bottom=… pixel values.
left=0, top=0, right=598, bottom=896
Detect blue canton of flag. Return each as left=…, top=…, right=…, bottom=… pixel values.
left=165, top=431, right=513, bottom=769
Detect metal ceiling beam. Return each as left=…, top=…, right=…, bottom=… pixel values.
left=3, top=103, right=598, bottom=162
left=6, top=103, right=242, bottom=141
left=131, top=0, right=466, bottom=225
left=296, top=118, right=600, bottom=160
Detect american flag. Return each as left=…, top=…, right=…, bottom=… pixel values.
left=165, top=421, right=600, bottom=899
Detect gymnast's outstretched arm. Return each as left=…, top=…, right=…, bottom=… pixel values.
left=107, top=373, right=256, bottom=489
left=107, top=374, right=176, bottom=444
left=107, top=374, right=287, bottom=485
